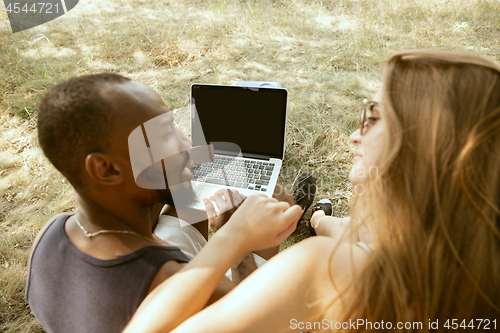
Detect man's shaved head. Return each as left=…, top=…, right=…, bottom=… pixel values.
left=37, top=73, right=131, bottom=188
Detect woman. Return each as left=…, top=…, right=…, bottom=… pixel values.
left=125, top=50, right=500, bottom=332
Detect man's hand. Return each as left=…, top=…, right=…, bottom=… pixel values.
left=231, top=252, right=257, bottom=285
left=203, top=189, right=246, bottom=232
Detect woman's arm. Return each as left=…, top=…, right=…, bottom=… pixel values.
left=124, top=195, right=302, bottom=333
left=311, top=211, right=375, bottom=247
left=311, top=211, right=354, bottom=241
left=171, top=237, right=369, bottom=333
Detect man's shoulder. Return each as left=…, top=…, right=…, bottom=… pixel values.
left=30, top=213, right=73, bottom=251
left=28, top=213, right=73, bottom=271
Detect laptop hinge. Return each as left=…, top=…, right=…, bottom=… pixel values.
left=215, top=151, right=274, bottom=161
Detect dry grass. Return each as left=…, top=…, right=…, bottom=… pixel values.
left=1, top=0, right=499, bottom=331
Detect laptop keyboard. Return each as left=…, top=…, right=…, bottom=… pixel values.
left=191, top=156, right=275, bottom=192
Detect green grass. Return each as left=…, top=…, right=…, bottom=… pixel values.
left=1, top=0, right=499, bottom=331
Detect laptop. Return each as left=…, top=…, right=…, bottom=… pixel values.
left=189, top=83, right=288, bottom=211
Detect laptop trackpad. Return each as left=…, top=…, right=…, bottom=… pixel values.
left=188, top=184, right=220, bottom=211
left=191, top=184, right=249, bottom=212
left=199, top=184, right=220, bottom=200
left=198, top=184, right=249, bottom=200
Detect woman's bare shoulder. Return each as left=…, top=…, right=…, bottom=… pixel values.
left=264, top=236, right=369, bottom=298
left=283, top=236, right=369, bottom=318
left=275, top=236, right=369, bottom=269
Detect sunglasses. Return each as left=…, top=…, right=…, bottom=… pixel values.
left=359, top=98, right=380, bottom=135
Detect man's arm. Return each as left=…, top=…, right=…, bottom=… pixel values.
left=230, top=252, right=257, bottom=285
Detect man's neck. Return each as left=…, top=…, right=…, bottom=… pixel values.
left=75, top=193, right=156, bottom=236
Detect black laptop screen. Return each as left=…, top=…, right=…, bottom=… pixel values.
left=191, top=84, right=287, bottom=159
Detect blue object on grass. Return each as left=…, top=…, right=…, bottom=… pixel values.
left=231, top=81, right=282, bottom=88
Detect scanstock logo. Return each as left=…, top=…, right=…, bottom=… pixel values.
left=4, top=0, right=79, bottom=33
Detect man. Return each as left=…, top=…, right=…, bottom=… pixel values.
left=27, top=73, right=311, bottom=333
left=27, top=74, right=245, bottom=333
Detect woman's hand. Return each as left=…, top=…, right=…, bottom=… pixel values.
left=124, top=195, right=303, bottom=333
left=221, top=194, right=303, bottom=253
left=203, top=189, right=246, bottom=232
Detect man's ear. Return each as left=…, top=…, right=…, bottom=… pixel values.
left=84, top=153, right=124, bottom=185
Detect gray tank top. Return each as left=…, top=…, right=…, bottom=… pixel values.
left=26, top=214, right=190, bottom=333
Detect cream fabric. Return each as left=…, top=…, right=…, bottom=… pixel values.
left=154, top=215, right=266, bottom=280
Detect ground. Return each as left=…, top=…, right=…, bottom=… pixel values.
left=0, top=0, right=499, bottom=331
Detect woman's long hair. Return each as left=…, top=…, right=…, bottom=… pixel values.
left=341, top=50, right=500, bottom=331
